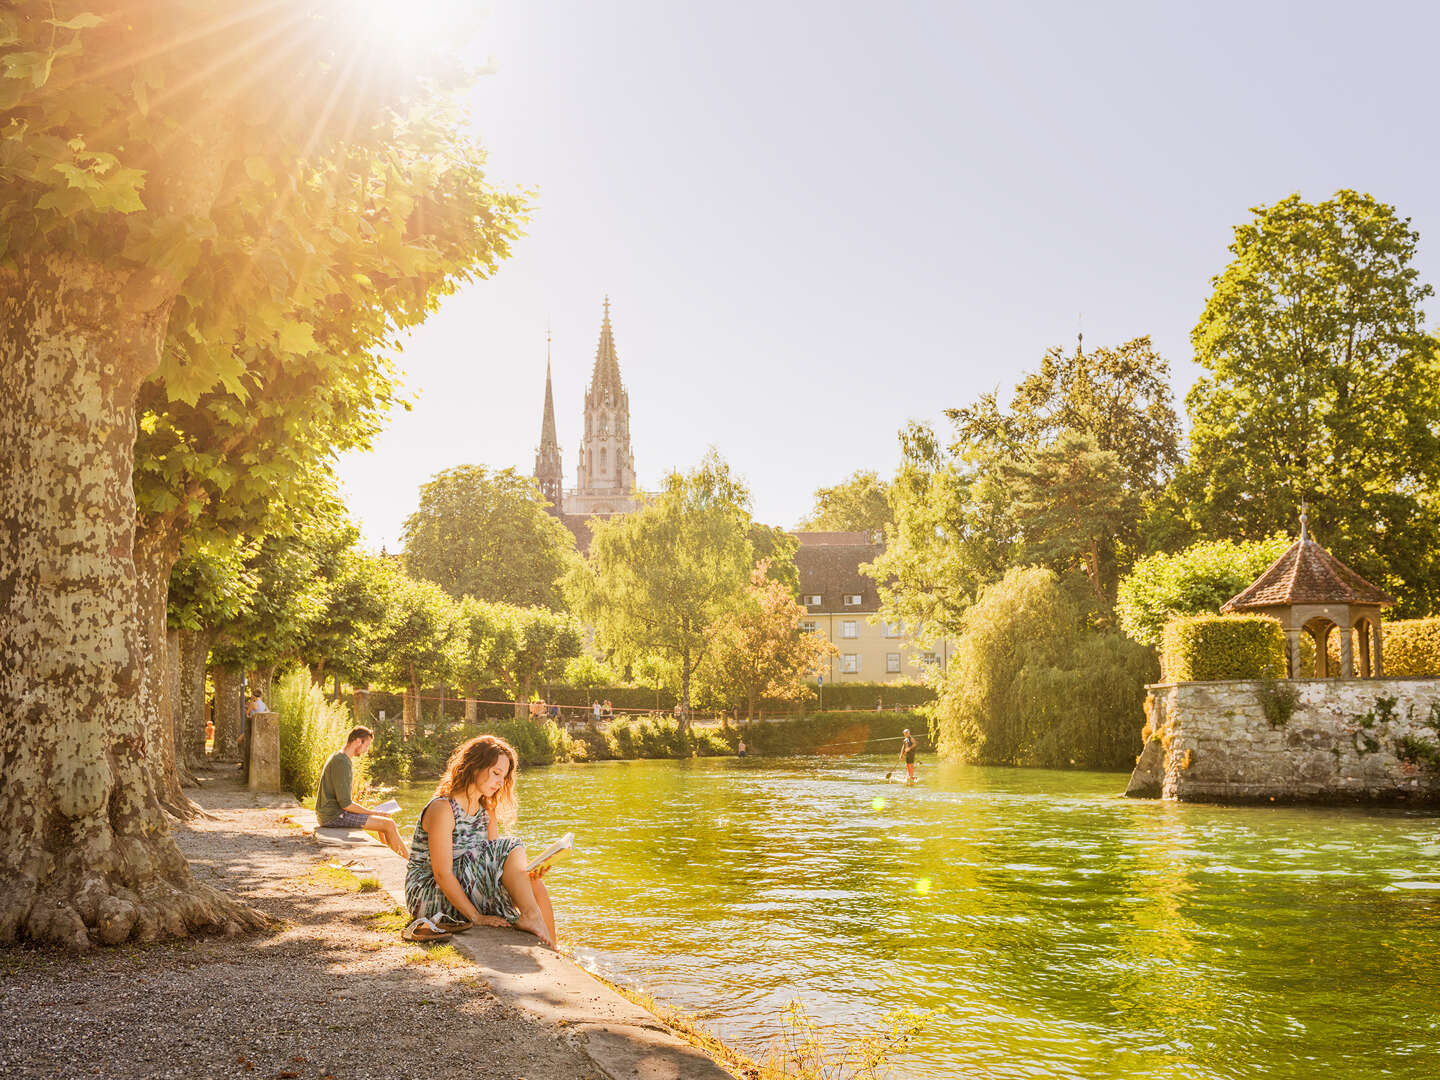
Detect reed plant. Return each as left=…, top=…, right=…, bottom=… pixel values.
left=272, top=666, right=367, bottom=802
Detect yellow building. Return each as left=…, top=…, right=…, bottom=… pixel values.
left=792, top=532, right=951, bottom=684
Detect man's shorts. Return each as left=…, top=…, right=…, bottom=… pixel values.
left=322, top=810, right=372, bottom=829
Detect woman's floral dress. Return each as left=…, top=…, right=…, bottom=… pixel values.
left=404, top=796, right=524, bottom=923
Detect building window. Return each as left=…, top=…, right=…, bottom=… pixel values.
left=800, top=620, right=819, bottom=634
left=843, top=594, right=863, bottom=606
left=883, top=620, right=904, bottom=638
left=840, top=620, right=859, bottom=639
left=921, top=651, right=938, bottom=666
left=841, top=653, right=860, bottom=674
left=599, top=447, right=608, bottom=473
left=805, top=594, right=822, bottom=607
left=886, top=653, right=901, bottom=673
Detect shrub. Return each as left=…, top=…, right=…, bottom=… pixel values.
left=272, top=666, right=366, bottom=802
left=1161, top=614, right=1285, bottom=682
left=1117, top=535, right=1292, bottom=646
left=1382, top=617, right=1440, bottom=677
left=736, top=711, right=925, bottom=756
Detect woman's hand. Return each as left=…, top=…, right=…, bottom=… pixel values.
left=528, top=863, right=550, bottom=881
left=475, top=915, right=509, bottom=928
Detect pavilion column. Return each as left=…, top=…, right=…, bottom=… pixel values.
left=1374, top=622, right=1385, bottom=677
left=1357, top=621, right=1372, bottom=678
left=1339, top=617, right=1354, bottom=678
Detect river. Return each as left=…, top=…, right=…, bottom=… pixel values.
left=389, top=756, right=1440, bottom=1079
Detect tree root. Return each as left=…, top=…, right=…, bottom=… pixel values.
left=0, top=867, right=267, bottom=951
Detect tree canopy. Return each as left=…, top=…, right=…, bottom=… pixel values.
left=565, top=451, right=757, bottom=724
left=798, top=470, right=891, bottom=535
left=1178, top=190, right=1440, bottom=614
left=402, top=466, right=578, bottom=609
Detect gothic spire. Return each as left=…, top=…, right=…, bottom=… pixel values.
left=540, top=332, right=559, bottom=450
left=589, top=296, right=624, bottom=396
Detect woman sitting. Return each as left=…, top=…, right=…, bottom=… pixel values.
left=404, top=734, right=555, bottom=945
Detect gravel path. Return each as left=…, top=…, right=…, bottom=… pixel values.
left=0, top=776, right=605, bottom=1080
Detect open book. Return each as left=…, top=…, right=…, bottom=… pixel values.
left=373, top=798, right=401, bottom=815
left=526, top=832, right=574, bottom=874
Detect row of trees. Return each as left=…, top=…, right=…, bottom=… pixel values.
left=0, top=3, right=524, bottom=947
left=393, top=452, right=836, bottom=726
left=808, top=190, right=1440, bottom=767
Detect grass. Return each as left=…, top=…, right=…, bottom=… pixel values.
left=368, top=906, right=412, bottom=933
left=403, top=943, right=468, bottom=968
left=304, top=863, right=377, bottom=893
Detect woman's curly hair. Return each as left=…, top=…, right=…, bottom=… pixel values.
left=436, top=734, right=518, bottom=826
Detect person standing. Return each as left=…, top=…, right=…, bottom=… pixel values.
left=901, top=728, right=918, bottom=783
left=315, top=726, right=408, bottom=859
left=737, top=739, right=747, bottom=759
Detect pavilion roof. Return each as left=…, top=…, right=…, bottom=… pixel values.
left=1222, top=538, right=1394, bottom=611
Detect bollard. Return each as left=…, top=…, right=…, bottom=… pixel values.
left=247, top=710, right=281, bottom=794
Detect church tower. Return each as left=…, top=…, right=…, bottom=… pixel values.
left=534, top=334, right=564, bottom=511
left=571, top=298, right=638, bottom=516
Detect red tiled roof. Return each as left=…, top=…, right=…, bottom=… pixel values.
left=793, top=538, right=884, bottom=614
left=1222, top=539, right=1394, bottom=611
left=794, top=531, right=877, bottom=547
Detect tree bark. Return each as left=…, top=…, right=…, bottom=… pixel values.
left=210, top=664, right=244, bottom=762
left=177, top=628, right=212, bottom=772
left=133, top=521, right=197, bottom=818
left=0, top=255, right=259, bottom=948
left=403, top=685, right=418, bottom=740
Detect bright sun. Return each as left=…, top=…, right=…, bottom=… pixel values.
left=344, top=0, right=487, bottom=63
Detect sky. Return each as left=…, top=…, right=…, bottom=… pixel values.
left=336, top=0, right=1440, bottom=550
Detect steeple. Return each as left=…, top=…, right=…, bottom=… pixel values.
left=575, top=297, right=636, bottom=508
left=588, top=294, right=624, bottom=399
left=534, top=332, right=563, bottom=511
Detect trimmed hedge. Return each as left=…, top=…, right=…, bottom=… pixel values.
left=1384, top=617, right=1440, bottom=676
left=1162, top=614, right=1285, bottom=682
left=357, top=680, right=937, bottom=725
left=736, top=710, right=926, bottom=757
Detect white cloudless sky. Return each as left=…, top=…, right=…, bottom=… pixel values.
left=336, top=0, right=1440, bottom=550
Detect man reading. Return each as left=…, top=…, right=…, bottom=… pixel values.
left=315, top=726, right=408, bottom=859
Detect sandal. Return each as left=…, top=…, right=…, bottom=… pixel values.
left=402, top=916, right=451, bottom=942
left=432, top=913, right=473, bottom=933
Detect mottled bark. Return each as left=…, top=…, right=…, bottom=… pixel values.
left=403, top=686, right=418, bottom=740
left=210, top=664, right=244, bottom=762
left=177, top=629, right=212, bottom=771
left=0, top=256, right=259, bottom=948
left=133, top=522, right=196, bottom=818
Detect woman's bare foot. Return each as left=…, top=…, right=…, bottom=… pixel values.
left=514, top=909, right=552, bottom=946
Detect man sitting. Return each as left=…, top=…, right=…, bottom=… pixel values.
left=315, top=726, right=407, bottom=859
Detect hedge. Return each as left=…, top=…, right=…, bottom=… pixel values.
left=1161, top=614, right=1286, bottom=682
left=735, top=710, right=926, bottom=757
left=355, top=680, right=936, bottom=725
left=1383, top=617, right=1440, bottom=676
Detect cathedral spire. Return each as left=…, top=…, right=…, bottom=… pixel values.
left=534, top=331, right=563, bottom=511
left=590, top=296, right=624, bottom=397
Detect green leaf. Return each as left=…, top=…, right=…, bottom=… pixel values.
left=278, top=321, right=319, bottom=355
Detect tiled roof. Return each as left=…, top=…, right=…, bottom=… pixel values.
left=1222, top=539, right=1394, bottom=611
left=792, top=534, right=883, bottom=613
left=795, top=531, right=877, bottom=547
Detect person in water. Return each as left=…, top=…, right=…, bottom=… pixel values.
left=901, top=728, right=918, bottom=783
left=404, top=734, right=555, bottom=945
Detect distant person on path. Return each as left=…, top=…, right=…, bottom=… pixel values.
left=315, top=726, right=408, bottom=859
left=602, top=699, right=614, bottom=719
left=548, top=701, right=560, bottom=721
left=901, top=728, right=918, bottom=783
left=529, top=699, right=546, bottom=720
left=592, top=700, right=602, bottom=723
left=737, top=739, right=747, bottom=759
left=404, top=734, right=555, bottom=945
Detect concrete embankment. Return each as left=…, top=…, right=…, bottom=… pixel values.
left=315, top=823, right=735, bottom=1080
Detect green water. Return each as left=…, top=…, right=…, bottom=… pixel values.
left=390, top=757, right=1440, bottom=1079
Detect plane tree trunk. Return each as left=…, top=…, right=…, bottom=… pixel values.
left=210, top=663, right=244, bottom=762
left=177, top=629, right=213, bottom=772
left=0, top=255, right=259, bottom=949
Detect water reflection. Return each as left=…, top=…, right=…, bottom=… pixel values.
left=392, top=757, right=1440, bottom=1079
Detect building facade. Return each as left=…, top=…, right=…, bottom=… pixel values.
left=793, top=531, right=951, bottom=684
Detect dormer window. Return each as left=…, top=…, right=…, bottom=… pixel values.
left=843, top=594, right=863, bottom=606
left=805, top=594, right=822, bottom=606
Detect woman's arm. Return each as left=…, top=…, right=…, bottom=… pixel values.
left=420, top=800, right=484, bottom=924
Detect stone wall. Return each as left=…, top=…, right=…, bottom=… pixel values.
left=1125, top=678, right=1440, bottom=804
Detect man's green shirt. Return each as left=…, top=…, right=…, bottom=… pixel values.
left=315, top=751, right=353, bottom=825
